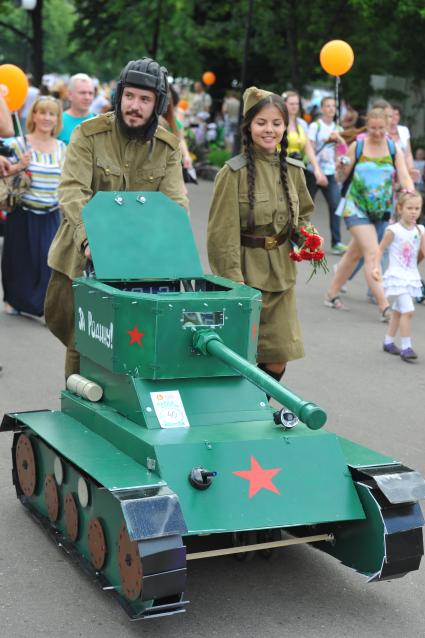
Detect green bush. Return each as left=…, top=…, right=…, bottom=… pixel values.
left=207, top=148, right=232, bottom=167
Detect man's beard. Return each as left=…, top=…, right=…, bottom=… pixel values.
left=116, top=109, right=151, bottom=140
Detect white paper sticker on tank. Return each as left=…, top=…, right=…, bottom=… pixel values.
left=150, top=391, right=190, bottom=428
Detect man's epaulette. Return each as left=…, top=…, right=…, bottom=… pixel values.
left=81, top=113, right=113, bottom=136
left=226, top=154, right=247, bottom=171
left=155, top=125, right=180, bottom=150
left=286, top=156, right=305, bottom=169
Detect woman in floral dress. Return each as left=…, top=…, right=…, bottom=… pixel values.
left=325, top=107, right=414, bottom=320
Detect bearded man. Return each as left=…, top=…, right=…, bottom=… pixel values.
left=45, top=58, right=188, bottom=377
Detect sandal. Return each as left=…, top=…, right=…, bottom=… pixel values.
left=380, top=306, right=392, bottom=323
left=324, top=295, right=348, bottom=310
left=4, top=303, right=20, bottom=316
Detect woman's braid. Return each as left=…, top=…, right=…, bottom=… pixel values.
left=279, top=130, right=295, bottom=231
left=242, top=127, right=256, bottom=232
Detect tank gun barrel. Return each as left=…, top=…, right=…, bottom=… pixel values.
left=193, top=330, right=327, bottom=430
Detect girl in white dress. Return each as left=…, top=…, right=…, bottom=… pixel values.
left=373, top=190, right=425, bottom=361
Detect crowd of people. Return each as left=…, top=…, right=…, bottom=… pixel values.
left=0, top=57, right=424, bottom=379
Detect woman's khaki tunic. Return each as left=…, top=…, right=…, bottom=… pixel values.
left=207, top=149, right=314, bottom=363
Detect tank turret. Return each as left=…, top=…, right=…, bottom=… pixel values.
left=2, top=192, right=425, bottom=620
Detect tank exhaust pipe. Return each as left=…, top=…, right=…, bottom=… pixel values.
left=66, top=374, right=103, bottom=402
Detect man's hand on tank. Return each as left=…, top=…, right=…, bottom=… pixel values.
left=81, top=239, right=91, bottom=259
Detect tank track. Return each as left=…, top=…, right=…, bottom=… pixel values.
left=8, top=423, right=188, bottom=619
left=288, top=473, right=424, bottom=580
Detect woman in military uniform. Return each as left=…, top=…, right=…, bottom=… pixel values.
left=207, top=87, right=317, bottom=384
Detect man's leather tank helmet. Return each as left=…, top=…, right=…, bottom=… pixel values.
left=115, top=58, right=169, bottom=140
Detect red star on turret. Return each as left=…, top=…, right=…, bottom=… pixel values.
left=128, top=325, right=145, bottom=347
left=233, top=455, right=282, bottom=498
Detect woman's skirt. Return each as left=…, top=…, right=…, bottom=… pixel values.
left=257, top=286, right=305, bottom=363
left=1, top=205, right=60, bottom=316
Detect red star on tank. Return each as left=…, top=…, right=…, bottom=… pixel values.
left=127, top=325, right=145, bottom=347
left=233, top=455, right=282, bottom=498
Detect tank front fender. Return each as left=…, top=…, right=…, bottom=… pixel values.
left=112, top=486, right=188, bottom=540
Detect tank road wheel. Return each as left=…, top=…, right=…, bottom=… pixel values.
left=258, top=528, right=282, bottom=560
left=44, top=474, right=60, bottom=522
left=88, top=518, right=107, bottom=571
left=231, top=530, right=257, bottom=561
left=15, top=434, right=37, bottom=497
left=117, top=521, right=143, bottom=601
left=64, top=492, right=79, bottom=542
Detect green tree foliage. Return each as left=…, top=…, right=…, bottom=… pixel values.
left=0, top=0, right=74, bottom=80
left=0, top=2, right=33, bottom=68
left=70, top=0, right=425, bottom=106
left=43, top=0, right=76, bottom=73
left=0, top=0, right=424, bottom=108
left=0, top=0, right=122, bottom=79
left=351, top=0, right=425, bottom=82
left=71, top=0, right=188, bottom=77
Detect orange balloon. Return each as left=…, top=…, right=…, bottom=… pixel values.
left=178, top=99, right=189, bottom=111
left=320, top=40, right=354, bottom=77
left=202, top=71, right=216, bottom=86
left=0, top=64, right=28, bottom=111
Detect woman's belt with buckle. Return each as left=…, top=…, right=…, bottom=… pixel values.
left=240, top=227, right=292, bottom=250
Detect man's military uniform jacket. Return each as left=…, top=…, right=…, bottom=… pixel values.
left=48, top=112, right=189, bottom=280
left=207, top=149, right=315, bottom=292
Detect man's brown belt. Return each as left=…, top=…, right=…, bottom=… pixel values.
left=240, top=228, right=292, bottom=250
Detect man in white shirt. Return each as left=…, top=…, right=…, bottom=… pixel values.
left=390, top=103, right=419, bottom=181
left=306, top=97, right=347, bottom=255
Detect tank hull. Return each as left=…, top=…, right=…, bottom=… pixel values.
left=3, top=403, right=424, bottom=618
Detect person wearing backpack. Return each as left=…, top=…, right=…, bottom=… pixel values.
left=324, top=107, right=414, bottom=320
left=306, top=96, right=347, bottom=255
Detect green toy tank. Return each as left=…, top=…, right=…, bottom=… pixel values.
left=2, top=192, right=425, bottom=619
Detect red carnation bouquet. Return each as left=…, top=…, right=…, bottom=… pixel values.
left=289, top=226, right=328, bottom=282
